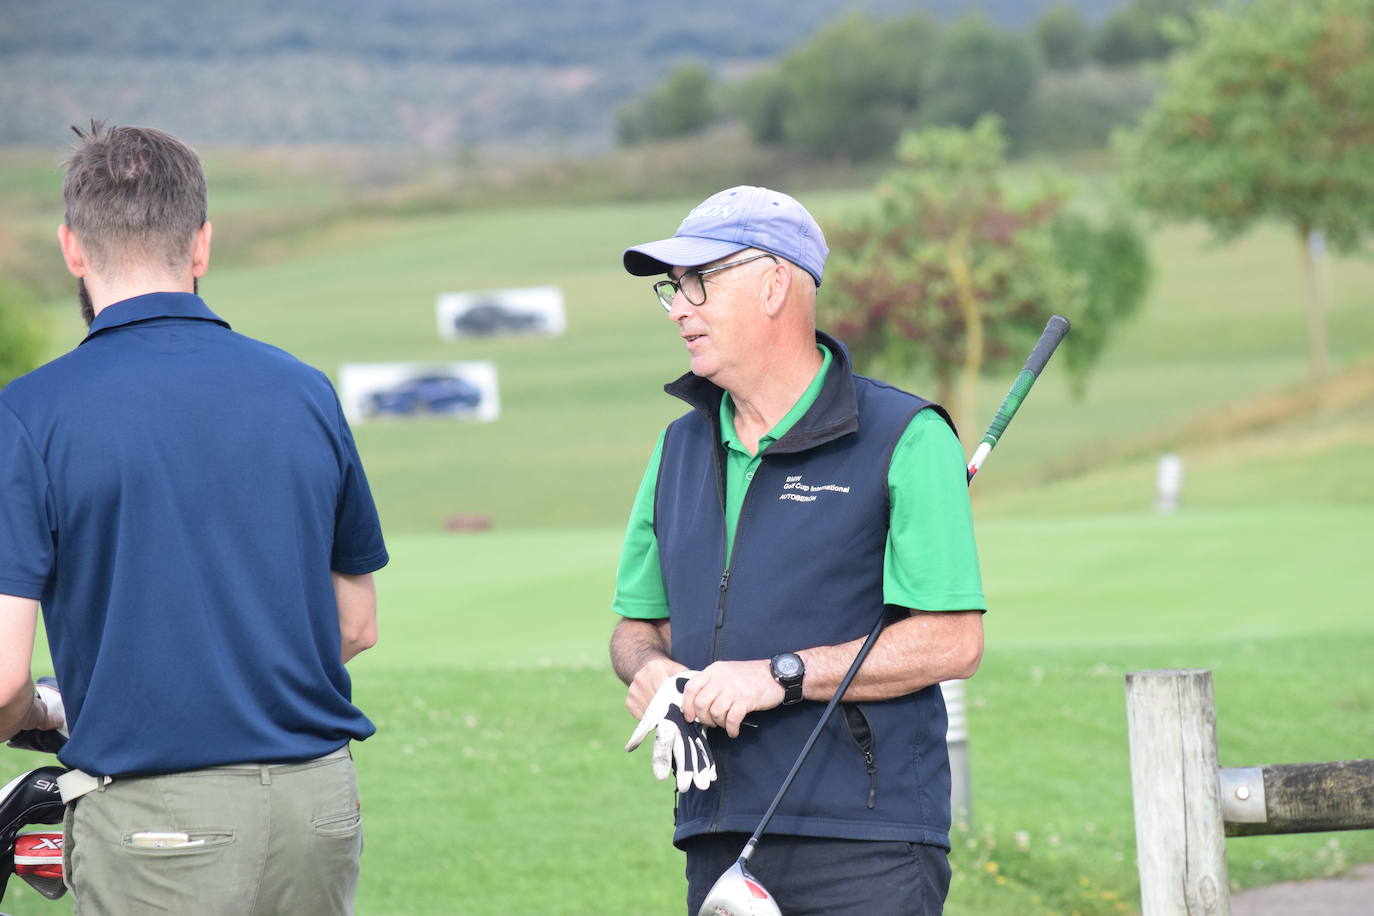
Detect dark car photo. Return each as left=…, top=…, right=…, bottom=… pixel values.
left=453, top=301, right=547, bottom=336
left=364, top=373, right=483, bottom=417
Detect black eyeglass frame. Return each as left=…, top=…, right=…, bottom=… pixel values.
left=652, top=253, right=779, bottom=311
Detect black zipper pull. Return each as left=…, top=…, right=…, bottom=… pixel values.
left=865, top=751, right=878, bottom=809
left=714, top=570, right=731, bottom=628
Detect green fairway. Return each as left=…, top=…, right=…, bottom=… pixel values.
left=4, top=509, right=1370, bottom=915
left=324, top=511, right=1374, bottom=915
left=3, top=159, right=1373, bottom=914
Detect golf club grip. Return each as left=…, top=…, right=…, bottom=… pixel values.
left=967, top=315, right=1070, bottom=482
left=1024, top=314, right=1070, bottom=378
left=741, top=609, right=888, bottom=861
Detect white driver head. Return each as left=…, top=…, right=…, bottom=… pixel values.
left=697, top=860, right=783, bottom=916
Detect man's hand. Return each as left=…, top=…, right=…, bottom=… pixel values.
left=20, top=678, right=65, bottom=732
left=682, top=660, right=785, bottom=738
left=624, top=656, right=688, bottom=720
left=6, top=677, right=67, bottom=752
left=625, top=673, right=716, bottom=792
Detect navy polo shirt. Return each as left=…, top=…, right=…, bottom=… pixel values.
left=0, top=292, right=388, bottom=776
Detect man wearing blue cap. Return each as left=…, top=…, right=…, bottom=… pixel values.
left=610, top=186, right=987, bottom=915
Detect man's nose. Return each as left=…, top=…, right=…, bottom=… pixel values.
left=666, top=291, right=694, bottom=322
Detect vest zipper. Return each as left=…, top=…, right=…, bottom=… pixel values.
left=707, top=429, right=732, bottom=836
left=711, top=470, right=758, bottom=660
left=707, top=435, right=762, bottom=836
left=714, top=570, right=731, bottom=628
left=709, top=429, right=730, bottom=663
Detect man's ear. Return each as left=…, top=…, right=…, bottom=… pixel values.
left=191, top=221, right=213, bottom=279
left=760, top=258, right=792, bottom=318
left=57, top=224, right=87, bottom=279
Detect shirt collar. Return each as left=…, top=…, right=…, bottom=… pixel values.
left=665, top=330, right=861, bottom=454
left=82, top=292, right=230, bottom=344
left=720, top=343, right=833, bottom=455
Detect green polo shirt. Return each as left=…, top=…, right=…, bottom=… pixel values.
left=613, top=345, right=984, bottom=620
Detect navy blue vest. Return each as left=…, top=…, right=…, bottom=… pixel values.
left=655, top=333, right=957, bottom=848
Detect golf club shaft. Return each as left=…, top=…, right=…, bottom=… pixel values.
left=966, top=314, right=1070, bottom=482
left=738, top=315, right=1071, bottom=867
left=739, top=608, right=888, bottom=864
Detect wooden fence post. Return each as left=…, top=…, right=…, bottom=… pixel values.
left=1125, top=669, right=1230, bottom=915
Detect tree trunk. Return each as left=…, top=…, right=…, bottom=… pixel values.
left=1298, top=227, right=1330, bottom=381
left=935, top=369, right=956, bottom=423
left=948, top=225, right=983, bottom=445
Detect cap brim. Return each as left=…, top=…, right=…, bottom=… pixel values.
left=623, top=237, right=749, bottom=276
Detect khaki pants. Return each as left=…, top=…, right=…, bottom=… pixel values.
left=64, top=747, right=362, bottom=916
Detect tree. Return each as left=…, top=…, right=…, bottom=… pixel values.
left=1117, top=0, right=1374, bottom=380
left=1034, top=3, right=1091, bottom=70
left=826, top=117, right=1150, bottom=435
left=921, top=15, right=1040, bottom=150
left=736, top=11, right=937, bottom=161
left=1092, top=6, right=1173, bottom=66
left=0, top=281, right=45, bottom=388
left=616, top=61, right=718, bottom=146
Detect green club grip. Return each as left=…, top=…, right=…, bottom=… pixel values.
left=980, top=315, right=1070, bottom=449
left=981, top=370, right=1034, bottom=448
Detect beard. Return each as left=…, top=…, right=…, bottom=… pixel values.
left=78, top=277, right=200, bottom=328
left=78, top=278, right=95, bottom=327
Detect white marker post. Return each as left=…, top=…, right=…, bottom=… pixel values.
left=942, top=680, right=971, bottom=826
left=1155, top=454, right=1183, bottom=514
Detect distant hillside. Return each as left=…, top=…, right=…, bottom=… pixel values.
left=1, top=0, right=1123, bottom=147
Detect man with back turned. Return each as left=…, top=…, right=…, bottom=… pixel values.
left=0, top=122, right=387, bottom=914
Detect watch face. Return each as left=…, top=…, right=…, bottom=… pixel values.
left=774, top=654, right=803, bottom=679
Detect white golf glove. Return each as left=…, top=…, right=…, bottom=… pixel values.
left=20, top=679, right=65, bottom=733
left=31, top=678, right=66, bottom=735
left=625, top=672, right=717, bottom=792
left=6, top=677, right=68, bottom=752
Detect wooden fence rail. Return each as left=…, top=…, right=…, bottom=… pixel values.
left=1125, top=669, right=1374, bottom=915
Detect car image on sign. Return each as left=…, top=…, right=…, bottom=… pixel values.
left=364, top=373, right=483, bottom=417
left=453, top=301, right=547, bottom=336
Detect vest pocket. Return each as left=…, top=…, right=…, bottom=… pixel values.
left=842, top=705, right=878, bottom=809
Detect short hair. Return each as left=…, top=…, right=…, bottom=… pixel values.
left=62, top=121, right=207, bottom=273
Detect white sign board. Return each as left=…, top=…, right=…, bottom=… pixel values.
left=436, top=285, right=566, bottom=341
left=339, top=361, right=500, bottom=424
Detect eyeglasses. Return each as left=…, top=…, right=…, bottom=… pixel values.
left=652, top=254, right=779, bottom=311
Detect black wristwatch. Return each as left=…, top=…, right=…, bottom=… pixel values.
left=770, top=652, right=805, bottom=706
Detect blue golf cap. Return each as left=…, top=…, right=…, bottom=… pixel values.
left=623, top=185, right=829, bottom=287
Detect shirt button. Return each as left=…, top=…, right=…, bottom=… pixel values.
left=746, top=472, right=754, bottom=480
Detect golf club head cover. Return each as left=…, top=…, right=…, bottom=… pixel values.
left=0, top=766, right=67, bottom=905
left=7, top=677, right=69, bottom=754
left=625, top=673, right=717, bottom=792
left=13, top=831, right=66, bottom=900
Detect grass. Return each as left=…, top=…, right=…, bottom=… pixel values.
left=3, top=509, right=1370, bottom=915
left=1, top=149, right=1372, bottom=913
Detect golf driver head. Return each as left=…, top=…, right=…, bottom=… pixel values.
left=697, top=859, right=783, bottom=916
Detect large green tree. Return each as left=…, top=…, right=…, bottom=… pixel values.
left=1034, top=3, right=1091, bottom=71
left=616, top=61, right=718, bottom=146
left=920, top=15, right=1040, bottom=150
left=737, top=11, right=936, bottom=161
left=1117, top=0, right=1374, bottom=379
left=1092, top=0, right=1204, bottom=66
left=826, top=117, right=1150, bottom=435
